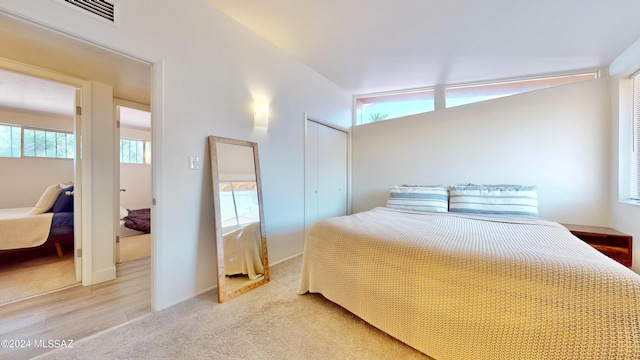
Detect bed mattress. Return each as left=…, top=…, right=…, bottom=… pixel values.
left=0, top=207, right=54, bottom=250
left=298, top=207, right=640, bottom=359
left=223, top=222, right=264, bottom=280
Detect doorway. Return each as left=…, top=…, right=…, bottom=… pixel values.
left=115, top=103, right=152, bottom=265
left=0, top=67, right=83, bottom=304
left=0, top=11, right=152, bottom=304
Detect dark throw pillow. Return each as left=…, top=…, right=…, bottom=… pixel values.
left=51, top=185, right=74, bottom=213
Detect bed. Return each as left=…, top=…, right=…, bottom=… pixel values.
left=0, top=184, right=74, bottom=257
left=119, top=207, right=151, bottom=237
left=298, top=185, right=640, bottom=359
left=222, top=222, right=264, bottom=280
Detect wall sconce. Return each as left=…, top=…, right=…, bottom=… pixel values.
left=254, top=100, right=269, bottom=128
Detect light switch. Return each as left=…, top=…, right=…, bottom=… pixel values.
left=188, top=155, right=200, bottom=170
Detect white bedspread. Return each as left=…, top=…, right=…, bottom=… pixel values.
left=223, top=222, right=264, bottom=280
left=0, top=207, right=54, bottom=250
left=298, top=207, right=640, bottom=359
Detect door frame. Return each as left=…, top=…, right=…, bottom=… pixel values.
left=0, top=57, right=93, bottom=284
left=0, top=9, right=163, bottom=309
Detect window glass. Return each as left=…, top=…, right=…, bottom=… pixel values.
left=120, top=138, right=140, bottom=164
left=23, top=128, right=74, bottom=158
left=353, top=71, right=600, bottom=126
left=144, top=141, right=152, bottom=164
left=445, top=73, right=598, bottom=108
left=631, top=72, right=640, bottom=200
left=219, top=182, right=260, bottom=229
left=0, top=124, right=21, bottom=158
left=120, top=138, right=151, bottom=164
left=355, top=89, right=435, bottom=125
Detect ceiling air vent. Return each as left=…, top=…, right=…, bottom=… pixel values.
left=64, top=0, right=115, bottom=22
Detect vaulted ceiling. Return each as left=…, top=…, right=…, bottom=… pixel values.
left=2, top=1, right=640, bottom=120
left=208, top=0, right=640, bottom=95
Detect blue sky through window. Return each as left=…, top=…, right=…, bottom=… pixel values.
left=355, top=71, right=598, bottom=126
left=358, top=99, right=434, bottom=124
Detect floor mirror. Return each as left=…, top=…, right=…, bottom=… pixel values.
left=208, top=136, right=269, bottom=303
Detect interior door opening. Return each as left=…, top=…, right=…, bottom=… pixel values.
left=0, top=67, right=81, bottom=305
left=115, top=103, right=152, bottom=266
left=0, top=8, right=153, bottom=309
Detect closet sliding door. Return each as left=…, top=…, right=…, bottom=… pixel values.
left=304, top=119, right=348, bottom=234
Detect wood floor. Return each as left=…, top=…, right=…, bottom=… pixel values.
left=0, top=258, right=150, bottom=360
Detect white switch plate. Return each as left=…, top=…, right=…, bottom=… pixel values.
left=188, top=155, right=200, bottom=170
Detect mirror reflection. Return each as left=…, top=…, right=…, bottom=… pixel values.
left=208, top=136, right=269, bottom=303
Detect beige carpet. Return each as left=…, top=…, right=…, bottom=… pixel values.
left=118, top=234, right=151, bottom=263
left=0, top=245, right=78, bottom=305
left=38, top=255, right=433, bottom=360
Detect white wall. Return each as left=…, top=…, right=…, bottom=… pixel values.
left=352, top=78, right=612, bottom=226
left=87, top=81, right=116, bottom=284
left=0, top=108, right=72, bottom=131
left=0, top=0, right=351, bottom=309
left=0, top=108, right=73, bottom=208
left=609, top=36, right=640, bottom=273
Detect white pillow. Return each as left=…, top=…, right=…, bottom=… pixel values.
left=30, top=184, right=64, bottom=214
left=386, top=185, right=449, bottom=213
left=448, top=184, right=539, bottom=216
left=120, top=207, right=128, bottom=220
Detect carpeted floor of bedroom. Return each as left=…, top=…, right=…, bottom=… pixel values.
left=36, top=255, right=433, bottom=360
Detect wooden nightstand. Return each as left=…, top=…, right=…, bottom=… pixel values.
left=563, top=224, right=632, bottom=266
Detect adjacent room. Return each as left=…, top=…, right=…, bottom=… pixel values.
left=1, top=0, right=640, bottom=359
left=116, top=104, right=152, bottom=264
left=0, top=69, right=78, bottom=305
left=0, top=72, right=151, bottom=306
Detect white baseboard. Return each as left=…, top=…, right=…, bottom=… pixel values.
left=154, top=254, right=302, bottom=311
left=91, top=266, right=117, bottom=284
left=270, top=252, right=303, bottom=267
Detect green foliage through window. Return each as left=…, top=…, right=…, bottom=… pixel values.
left=354, top=71, right=599, bottom=126
left=355, top=89, right=435, bottom=125
left=0, top=124, right=21, bottom=158
left=23, top=129, right=75, bottom=158
left=1, top=124, right=74, bottom=159
left=368, top=113, right=389, bottom=122
left=120, top=138, right=151, bottom=164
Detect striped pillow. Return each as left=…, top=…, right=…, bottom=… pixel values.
left=386, top=185, right=449, bottom=213
left=449, top=185, right=539, bottom=216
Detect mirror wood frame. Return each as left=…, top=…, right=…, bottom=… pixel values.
left=208, top=135, right=269, bottom=303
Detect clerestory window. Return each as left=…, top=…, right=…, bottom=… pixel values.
left=354, top=71, right=600, bottom=126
